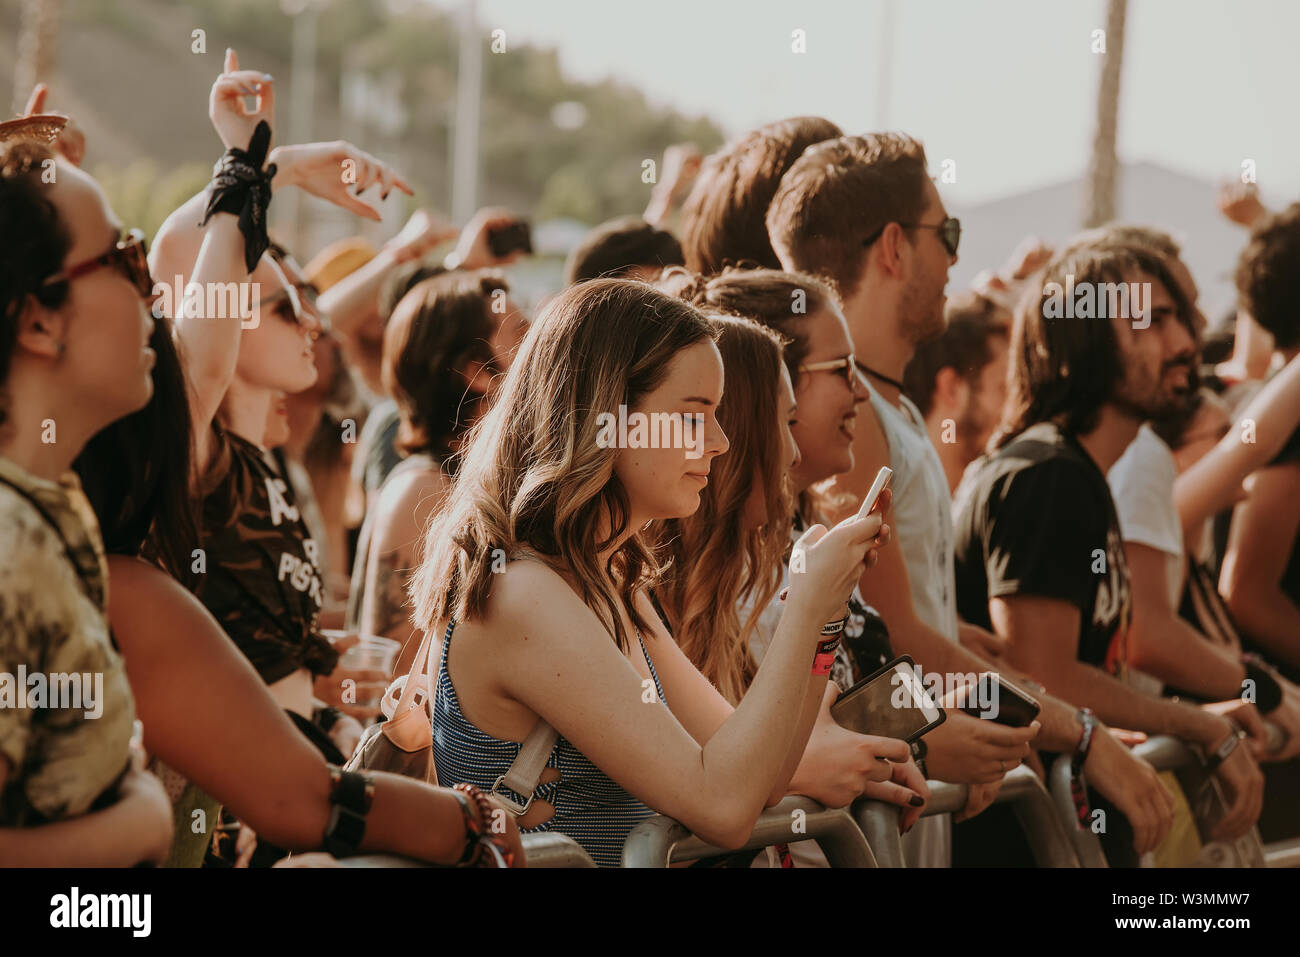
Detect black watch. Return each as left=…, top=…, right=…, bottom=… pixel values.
left=322, top=765, right=375, bottom=858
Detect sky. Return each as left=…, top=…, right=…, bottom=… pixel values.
left=429, top=0, right=1300, bottom=208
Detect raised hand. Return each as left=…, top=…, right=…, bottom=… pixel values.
left=268, top=140, right=413, bottom=221
left=447, top=206, right=527, bottom=271
left=383, top=207, right=459, bottom=263
left=22, top=83, right=86, bottom=166
left=1217, top=181, right=1268, bottom=230
left=209, top=48, right=275, bottom=152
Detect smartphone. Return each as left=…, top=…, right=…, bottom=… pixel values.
left=958, top=672, right=1042, bottom=727
left=487, top=220, right=533, bottom=258
left=856, top=466, right=893, bottom=521
left=830, top=654, right=946, bottom=744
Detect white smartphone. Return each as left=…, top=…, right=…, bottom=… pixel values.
left=856, top=466, right=893, bottom=521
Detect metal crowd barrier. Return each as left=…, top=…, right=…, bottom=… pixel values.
left=620, top=795, right=878, bottom=867
left=336, top=831, right=597, bottom=868
left=854, top=764, right=1080, bottom=867
left=1049, top=732, right=1285, bottom=868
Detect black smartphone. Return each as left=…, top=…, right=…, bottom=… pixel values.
left=487, top=220, right=532, bottom=258
left=958, top=672, right=1042, bottom=727
left=830, top=654, right=946, bottom=744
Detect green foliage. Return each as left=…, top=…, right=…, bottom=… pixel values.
left=123, top=0, right=724, bottom=226
left=92, top=159, right=212, bottom=242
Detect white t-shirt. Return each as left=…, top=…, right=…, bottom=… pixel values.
left=1107, top=424, right=1184, bottom=607
left=864, top=378, right=959, bottom=641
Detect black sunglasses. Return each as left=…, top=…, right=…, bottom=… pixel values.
left=864, top=217, right=961, bottom=257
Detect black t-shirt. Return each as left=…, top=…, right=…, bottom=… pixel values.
left=196, top=428, right=339, bottom=684
left=952, top=421, right=1131, bottom=672
left=1266, top=422, right=1300, bottom=608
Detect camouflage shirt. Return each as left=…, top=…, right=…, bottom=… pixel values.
left=0, top=456, right=135, bottom=826
left=195, top=428, right=339, bottom=684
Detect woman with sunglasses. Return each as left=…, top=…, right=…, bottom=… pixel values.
left=0, top=136, right=174, bottom=864
left=147, top=53, right=409, bottom=750
left=350, top=270, right=528, bottom=675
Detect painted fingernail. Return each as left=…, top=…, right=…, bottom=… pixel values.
left=909, top=795, right=924, bottom=806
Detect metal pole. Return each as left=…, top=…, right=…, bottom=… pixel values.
left=281, top=0, right=320, bottom=250
left=12, top=0, right=61, bottom=115
left=450, top=0, right=482, bottom=223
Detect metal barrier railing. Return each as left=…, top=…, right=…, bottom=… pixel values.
left=854, top=765, right=1081, bottom=867
left=1048, top=732, right=1282, bottom=868
left=620, top=795, right=878, bottom=867
left=336, top=831, right=597, bottom=868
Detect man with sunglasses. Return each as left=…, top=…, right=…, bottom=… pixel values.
left=766, top=133, right=1181, bottom=864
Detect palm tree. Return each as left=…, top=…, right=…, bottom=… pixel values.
left=1083, top=0, right=1128, bottom=228
left=12, top=0, right=62, bottom=115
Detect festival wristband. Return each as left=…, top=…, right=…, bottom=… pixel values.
left=1068, top=708, right=1096, bottom=828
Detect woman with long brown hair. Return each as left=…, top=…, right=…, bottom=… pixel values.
left=410, top=278, right=889, bottom=866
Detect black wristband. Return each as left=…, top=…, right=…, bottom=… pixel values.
left=322, top=764, right=374, bottom=858
left=200, top=119, right=277, bottom=273
left=1242, top=656, right=1284, bottom=714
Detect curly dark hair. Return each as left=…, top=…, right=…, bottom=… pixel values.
left=1236, top=203, right=1300, bottom=349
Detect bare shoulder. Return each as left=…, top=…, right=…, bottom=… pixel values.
left=373, top=464, right=450, bottom=549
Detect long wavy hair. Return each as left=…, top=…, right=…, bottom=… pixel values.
left=410, top=279, right=719, bottom=654
left=994, top=242, right=1193, bottom=450
left=652, top=314, right=793, bottom=704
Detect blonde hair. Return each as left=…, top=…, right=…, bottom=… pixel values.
left=653, top=314, right=794, bottom=704
left=411, top=279, right=719, bottom=653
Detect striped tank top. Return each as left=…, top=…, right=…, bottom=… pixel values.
left=433, top=619, right=668, bottom=868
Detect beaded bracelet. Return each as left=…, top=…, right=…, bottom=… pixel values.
left=454, top=783, right=515, bottom=867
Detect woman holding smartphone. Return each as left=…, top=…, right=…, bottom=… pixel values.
left=411, top=278, right=886, bottom=866
left=651, top=311, right=927, bottom=833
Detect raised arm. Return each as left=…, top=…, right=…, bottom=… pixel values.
left=151, top=49, right=276, bottom=470
left=1175, top=350, right=1300, bottom=537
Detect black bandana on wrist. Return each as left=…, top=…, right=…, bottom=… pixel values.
left=199, top=119, right=277, bottom=273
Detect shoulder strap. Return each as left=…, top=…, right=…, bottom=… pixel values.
left=396, top=616, right=558, bottom=817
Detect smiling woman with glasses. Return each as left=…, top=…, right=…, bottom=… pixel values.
left=0, top=138, right=176, bottom=865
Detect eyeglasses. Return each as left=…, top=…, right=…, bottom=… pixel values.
left=864, top=216, right=961, bottom=258
left=259, top=283, right=306, bottom=325
left=41, top=228, right=154, bottom=299
left=797, top=354, right=857, bottom=389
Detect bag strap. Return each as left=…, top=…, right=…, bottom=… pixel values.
left=391, top=616, right=558, bottom=817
